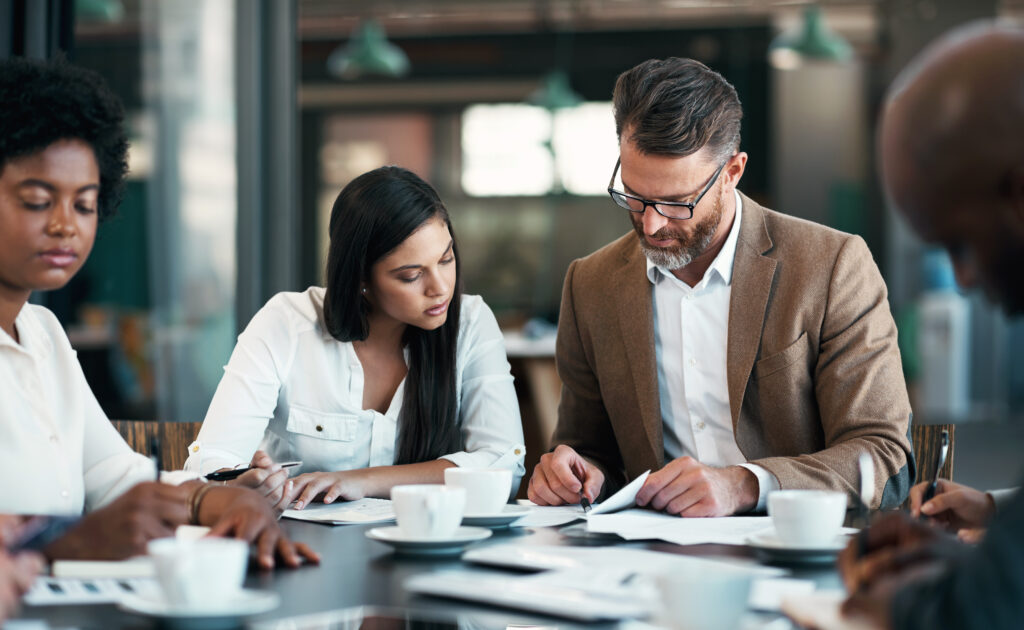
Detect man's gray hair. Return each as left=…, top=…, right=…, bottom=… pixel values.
left=613, top=57, right=742, bottom=163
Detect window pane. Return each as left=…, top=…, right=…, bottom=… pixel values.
left=552, top=102, right=618, bottom=196
left=461, top=104, right=553, bottom=196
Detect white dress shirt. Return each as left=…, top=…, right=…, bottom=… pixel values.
left=650, top=191, right=779, bottom=510
left=0, top=304, right=156, bottom=515
left=185, top=288, right=526, bottom=485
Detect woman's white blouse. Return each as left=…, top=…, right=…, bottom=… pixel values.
left=0, top=304, right=155, bottom=515
left=185, top=289, right=525, bottom=482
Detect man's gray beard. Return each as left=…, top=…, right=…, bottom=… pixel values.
left=636, top=191, right=723, bottom=270
left=639, top=234, right=712, bottom=270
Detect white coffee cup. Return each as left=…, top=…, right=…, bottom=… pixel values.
left=147, top=537, right=249, bottom=610
left=654, top=563, right=753, bottom=630
left=444, top=467, right=513, bottom=515
left=391, top=484, right=466, bottom=539
left=767, top=489, right=848, bottom=547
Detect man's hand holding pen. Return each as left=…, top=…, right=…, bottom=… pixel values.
left=528, top=444, right=605, bottom=507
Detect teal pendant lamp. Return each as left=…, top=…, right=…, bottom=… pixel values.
left=769, top=5, right=852, bottom=69
left=75, top=0, right=125, bottom=22
left=528, top=70, right=583, bottom=110
left=327, top=19, right=410, bottom=80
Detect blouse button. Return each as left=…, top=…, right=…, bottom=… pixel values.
left=315, top=425, right=324, bottom=432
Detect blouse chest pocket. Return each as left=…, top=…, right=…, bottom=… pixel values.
left=286, top=405, right=360, bottom=441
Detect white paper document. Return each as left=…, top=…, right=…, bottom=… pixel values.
left=282, top=498, right=395, bottom=525
left=24, top=576, right=160, bottom=606
left=462, top=544, right=784, bottom=577
left=405, top=566, right=655, bottom=621
left=586, top=509, right=774, bottom=545
left=511, top=469, right=652, bottom=527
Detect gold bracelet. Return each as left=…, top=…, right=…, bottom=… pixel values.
left=188, top=483, right=216, bottom=525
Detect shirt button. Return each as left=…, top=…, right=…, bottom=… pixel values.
left=50, top=435, right=58, bottom=443
left=689, top=358, right=697, bottom=367
left=695, top=421, right=706, bottom=431
left=60, top=490, right=69, bottom=498
left=315, top=425, right=324, bottom=432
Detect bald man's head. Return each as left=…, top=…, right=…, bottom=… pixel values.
left=880, top=21, right=1024, bottom=314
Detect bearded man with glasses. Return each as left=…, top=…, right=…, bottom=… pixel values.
left=527, top=57, right=913, bottom=516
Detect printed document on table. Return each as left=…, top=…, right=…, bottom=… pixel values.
left=282, top=498, right=395, bottom=525
left=24, top=576, right=159, bottom=606
left=586, top=509, right=774, bottom=545
left=512, top=469, right=652, bottom=527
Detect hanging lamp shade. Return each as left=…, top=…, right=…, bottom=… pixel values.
left=769, top=5, right=852, bottom=69
left=327, top=19, right=410, bottom=79
left=75, top=0, right=125, bottom=22
left=528, top=70, right=583, bottom=110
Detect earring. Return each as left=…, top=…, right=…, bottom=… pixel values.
left=361, top=287, right=367, bottom=294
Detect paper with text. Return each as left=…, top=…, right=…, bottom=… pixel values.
left=282, top=497, right=395, bottom=524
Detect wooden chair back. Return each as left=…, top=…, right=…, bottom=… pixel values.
left=910, top=423, right=955, bottom=484
left=110, top=420, right=202, bottom=472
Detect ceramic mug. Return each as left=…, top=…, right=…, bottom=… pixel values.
left=147, top=536, right=249, bottom=610
left=391, top=484, right=466, bottom=539
left=767, top=489, right=848, bottom=547
left=444, top=468, right=513, bottom=515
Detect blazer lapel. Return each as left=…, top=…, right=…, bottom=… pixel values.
left=613, top=243, right=665, bottom=473
left=727, top=195, right=777, bottom=429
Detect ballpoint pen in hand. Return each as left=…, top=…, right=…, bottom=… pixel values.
left=206, top=461, right=302, bottom=482
left=572, top=461, right=592, bottom=513
left=921, top=429, right=950, bottom=505
left=149, top=436, right=162, bottom=482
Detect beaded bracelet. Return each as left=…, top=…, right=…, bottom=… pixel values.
left=188, top=483, right=216, bottom=525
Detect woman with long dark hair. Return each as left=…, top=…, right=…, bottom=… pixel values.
left=186, top=166, right=524, bottom=506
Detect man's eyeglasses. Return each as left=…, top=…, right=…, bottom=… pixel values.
left=607, top=158, right=727, bottom=220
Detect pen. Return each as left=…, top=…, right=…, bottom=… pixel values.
left=921, top=429, right=950, bottom=505
left=571, top=460, right=591, bottom=513
left=206, top=461, right=302, bottom=482
left=149, top=436, right=162, bottom=482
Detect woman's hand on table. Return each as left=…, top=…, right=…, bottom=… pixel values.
left=288, top=471, right=368, bottom=510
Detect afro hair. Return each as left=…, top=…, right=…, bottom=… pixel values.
left=0, top=56, right=129, bottom=221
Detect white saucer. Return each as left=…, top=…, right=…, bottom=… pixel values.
left=461, top=504, right=532, bottom=527
left=746, top=530, right=850, bottom=565
left=366, top=526, right=492, bottom=555
left=119, top=588, right=279, bottom=628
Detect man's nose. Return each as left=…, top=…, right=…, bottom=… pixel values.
left=642, top=206, right=671, bottom=236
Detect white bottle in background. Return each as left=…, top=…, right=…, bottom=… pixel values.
left=917, top=250, right=971, bottom=421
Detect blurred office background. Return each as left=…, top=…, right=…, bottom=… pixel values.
left=3, top=0, right=1023, bottom=487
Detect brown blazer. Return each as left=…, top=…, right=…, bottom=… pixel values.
left=552, top=193, right=913, bottom=509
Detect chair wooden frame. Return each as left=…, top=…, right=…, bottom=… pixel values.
left=910, top=423, right=956, bottom=484
left=110, top=420, right=202, bottom=472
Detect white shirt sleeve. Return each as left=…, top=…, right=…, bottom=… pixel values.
left=439, top=300, right=526, bottom=487
left=738, top=462, right=780, bottom=512
left=185, top=299, right=295, bottom=475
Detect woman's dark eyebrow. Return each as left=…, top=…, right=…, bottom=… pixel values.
left=388, top=239, right=454, bottom=273
left=18, top=179, right=99, bottom=194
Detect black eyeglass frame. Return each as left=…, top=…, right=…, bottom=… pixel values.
left=606, top=157, right=727, bottom=220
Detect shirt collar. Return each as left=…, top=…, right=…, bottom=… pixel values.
left=0, top=303, right=54, bottom=359
left=646, top=189, right=744, bottom=288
